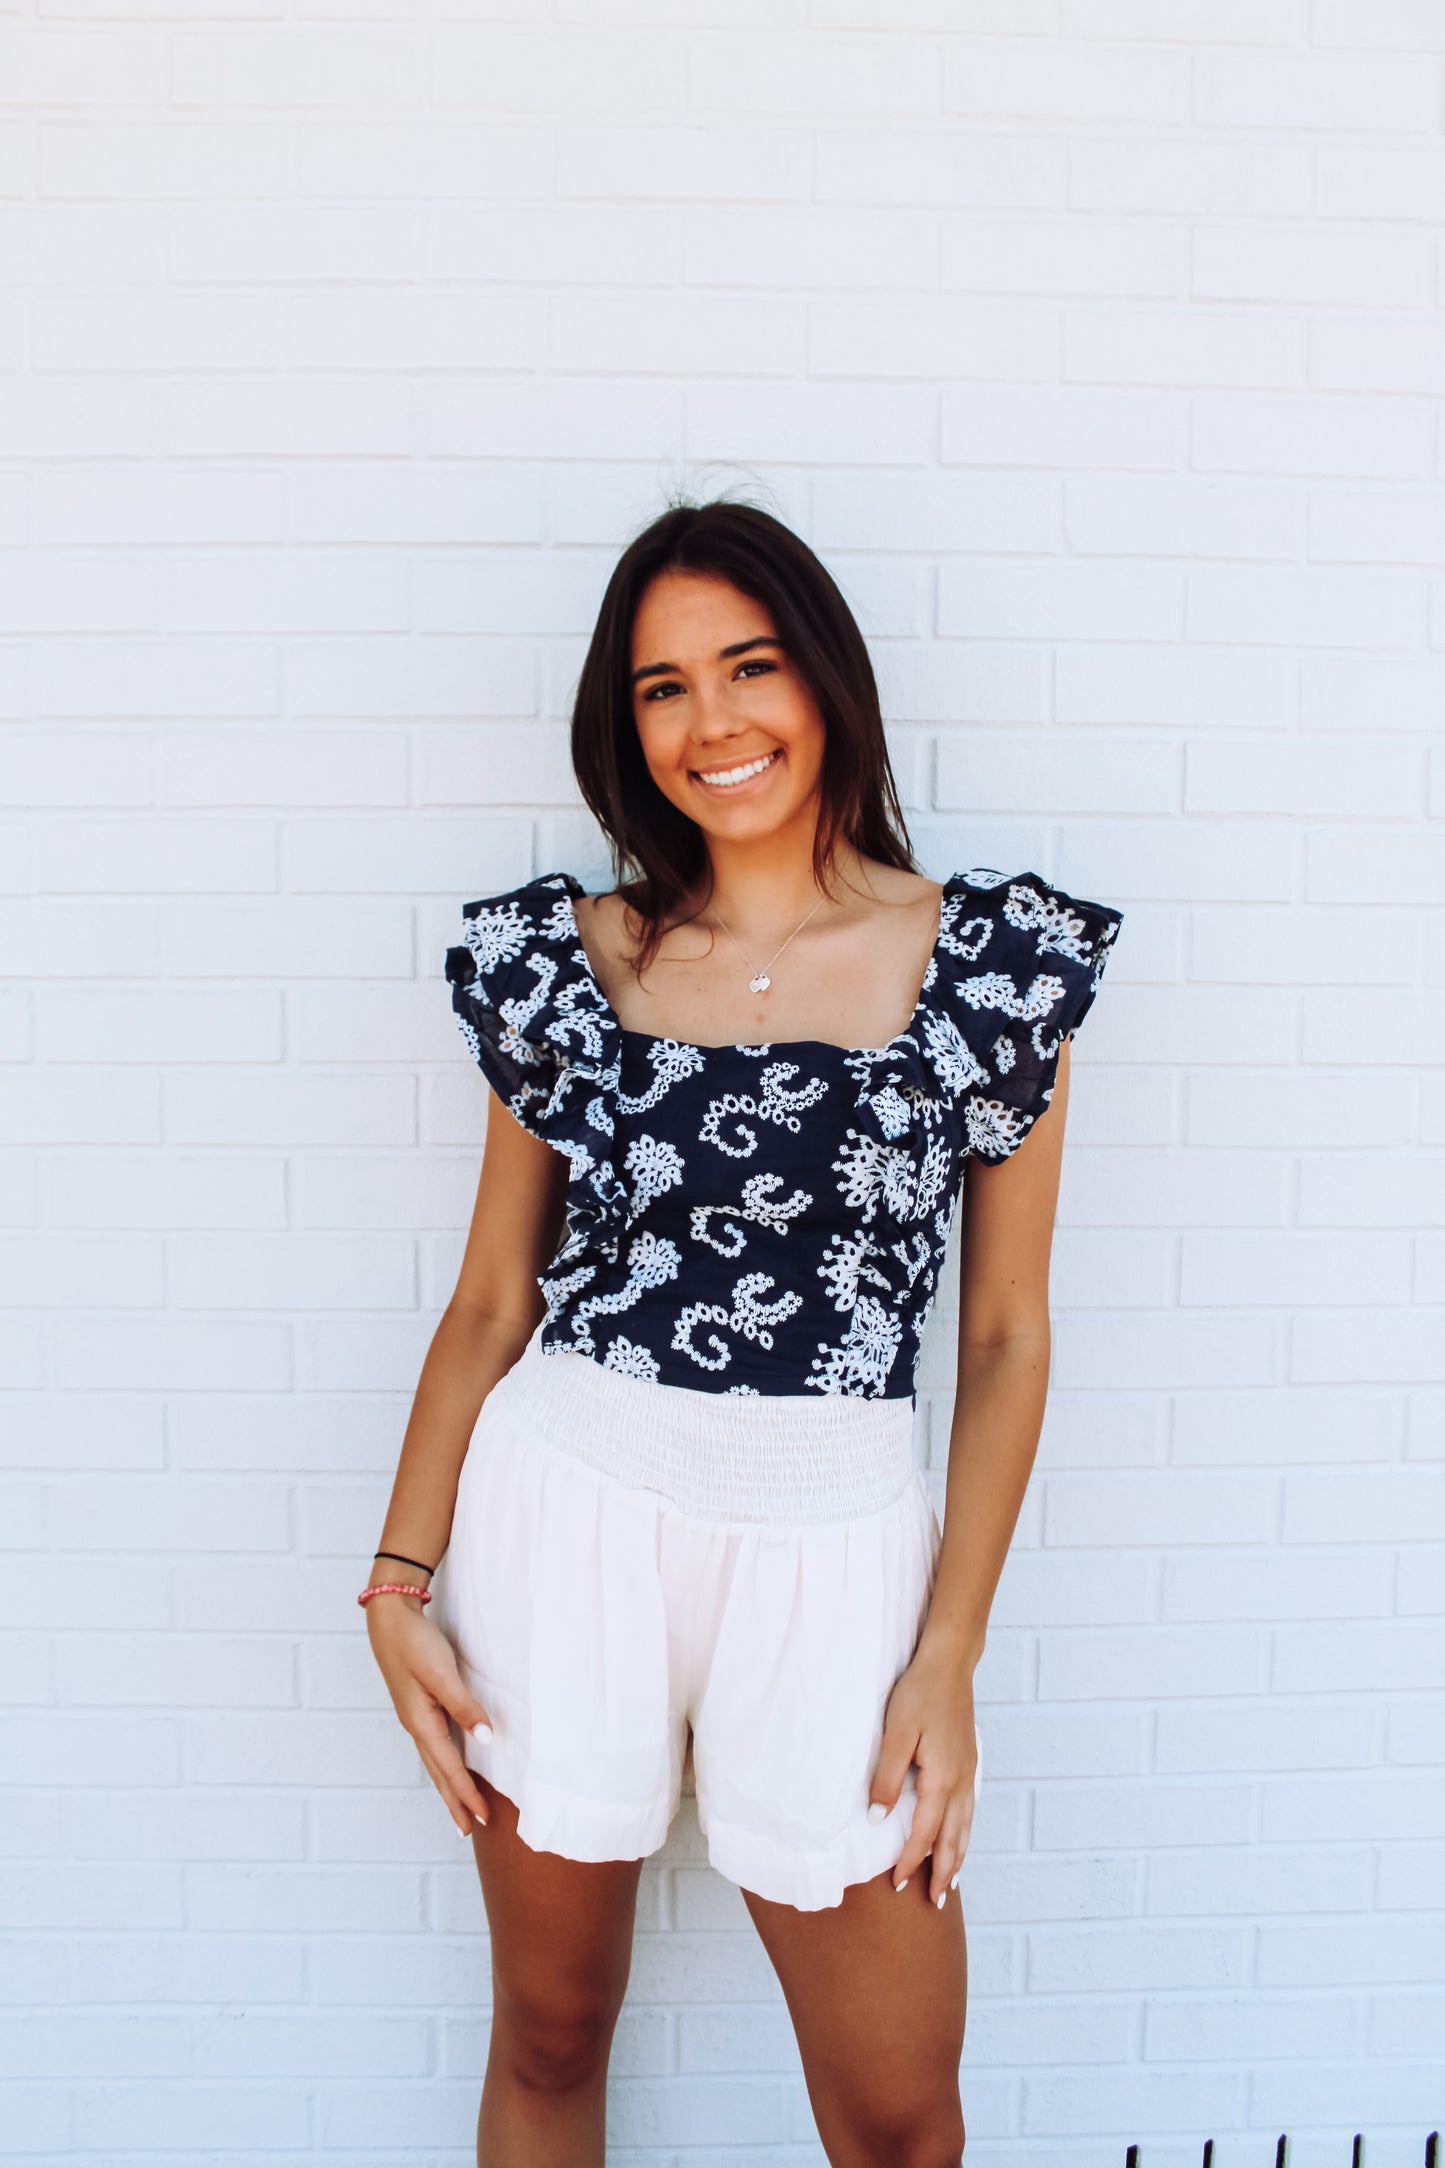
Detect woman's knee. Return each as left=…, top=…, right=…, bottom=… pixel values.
left=492, top=1984, right=622, bottom=2098
left=848, top=2101, right=965, bottom=2168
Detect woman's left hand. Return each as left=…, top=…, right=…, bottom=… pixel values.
left=868, top=1638, right=979, bottom=1909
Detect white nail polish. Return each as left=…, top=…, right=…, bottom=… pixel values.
left=894, top=1877, right=908, bottom=1893
left=950, top=1871, right=960, bottom=1890
left=866, top=1801, right=887, bottom=1824
left=471, top=1722, right=493, bottom=1743
left=936, top=1892, right=946, bottom=1910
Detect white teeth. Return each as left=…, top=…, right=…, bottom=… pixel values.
left=695, top=751, right=776, bottom=789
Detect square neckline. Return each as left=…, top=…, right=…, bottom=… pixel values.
left=561, top=876, right=955, bottom=1061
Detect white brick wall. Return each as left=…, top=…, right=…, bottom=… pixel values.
left=3, top=2, right=1442, bottom=2160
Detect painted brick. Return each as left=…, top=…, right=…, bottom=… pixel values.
left=1188, top=566, right=1425, bottom=649
left=809, top=299, right=1056, bottom=382
left=171, top=29, right=428, bottom=108
left=1313, top=0, right=1445, bottom=47
left=1028, top=1924, right=1247, bottom=1992
left=1148, top=1845, right=1373, bottom=1918
left=1259, top=1917, right=1445, bottom=1986
left=1022, top=2066, right=1240, bottom=2135
left=1291, top=1310, right=1444, bottom=1385
left=944, top=42, right=1189, bottom=122
left=1273, top=1620, right=1445, bottom=1695
left=1182, top=1232, right=1413, bottom=1308
left=943, top=217, right=1185, bottom=299
left=1194, top=51, right=1441, bottom=132
left=1311, top=486, right=1445, bottom=573
left=817, top=126, right=1063, bottom=208
left=1312, top=316, right=1445, bottom=397
left=689, top=36, right=939, bottom=116
left=1188, top=735, right=1419, bottom=818
left=1043, top=1473, right=1277, bottom=1549
left=42, top=1152, right=287, bottom=1230
left=1194, top=393, right=1432, bottom=481
left=1070, top=137, right=1311, bottom=216
left=1033, top=1780, right=1254, bottom=1852
left=1039, top=1626, right=1270, bottom=1702
left=6, top=11, right=1443, bottom=2151
left=1154, top=1700, right=1378, bottom=1774
left=41, top=119, right=290, bottom=200
left=1144, top=1992, right=1359, bottom=2063
left=1194, top=224, right=1432, bottom=308
left=1163, top=1545, right=1392, bottom=1619
left=1298, top=1155, right=1445, bottom=1229
left=942, top=383, right=1186, bottom=470
left=1058, top=643, right=1298, bottom=729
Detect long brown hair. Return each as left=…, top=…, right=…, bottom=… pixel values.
left=570, top=497, right=919, bottom=977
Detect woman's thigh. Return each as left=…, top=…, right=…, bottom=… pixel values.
left=470, top=1774, right=645, bottom=2030
left=741, top=1867, right=968, bottom=2161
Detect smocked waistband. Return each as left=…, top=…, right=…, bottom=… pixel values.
left=484, top=1333, right=920, bottom=1526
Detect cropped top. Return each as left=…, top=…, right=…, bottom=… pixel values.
left=445, top=868, right=1122, bottom=1401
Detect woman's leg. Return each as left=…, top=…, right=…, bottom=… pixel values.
left=741, top=1866, right=969, bottom=2168
left=468, top=1774, right=645, bottom=2168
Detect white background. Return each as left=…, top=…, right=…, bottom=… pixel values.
left=3, top=2, right=1444, bottom=2162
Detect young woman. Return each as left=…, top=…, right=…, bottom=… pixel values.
left=364, top=500, right=1122, bottom=2167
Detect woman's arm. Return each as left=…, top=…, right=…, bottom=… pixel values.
left=364, top=1095, right=569, bottom=1836
left=375, top=1097, right=569, bottom=1571
left=919, top=1035, right=1070, bottom=1669
left=868, top=1038, right=1073, bottom=1904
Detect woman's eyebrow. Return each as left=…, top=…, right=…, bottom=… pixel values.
left=630, top=636, right=782, bottom=687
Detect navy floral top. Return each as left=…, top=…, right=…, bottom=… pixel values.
left=445, top=869, right=1122, bottom=1401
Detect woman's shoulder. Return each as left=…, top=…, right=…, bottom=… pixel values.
left=940, top=865, right=1123, bottom=965
left=450, top=868, right=583, bottom=963
left=915, top=866, right=1123, bottom=1161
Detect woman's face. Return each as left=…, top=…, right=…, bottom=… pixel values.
left=629, top=570, right=827, bottom=845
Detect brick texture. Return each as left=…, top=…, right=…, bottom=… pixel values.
left=4, top=2, right=1442, bottom=2159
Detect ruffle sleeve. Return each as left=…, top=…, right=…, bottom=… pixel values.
left=444, top=871, right=628, bottom=1264
left=921, top=867, right=1123, bottom=1165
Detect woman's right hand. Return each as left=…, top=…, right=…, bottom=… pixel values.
left=366, top=1595, right=494, bottom=1838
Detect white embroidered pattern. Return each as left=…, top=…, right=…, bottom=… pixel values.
left=601, top=1333, right=661, bottom=1383
left=700, top=1061, right=831, bottom=1159
left=624, top=1133, right=685, bottom=1216
left=690, top=1171, right=814, bottom=1258
left=446, top=868, right=1120, bottom=1398
left=672, top=1272, right=804, bottom=1374
left=809, top=1296, right=904, bottom=1397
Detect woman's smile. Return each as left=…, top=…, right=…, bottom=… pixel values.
left=690, top=746, right=784, bottom=794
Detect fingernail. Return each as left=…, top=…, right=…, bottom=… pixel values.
left=471, top=1722, right=493, bottom=1743
left=456, top=1822, right=469, bottom=1838
left=866, top=1801, right=887, bottom=1825
left=473, top=1810, right=486, bottom=1826
left=950, top=1871, right=960, bottom=1890
left=894, top=1877, right=908, bottom=1893
left=936, top=1892, right=946, bottom=1910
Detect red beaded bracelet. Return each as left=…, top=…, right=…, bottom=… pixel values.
left=358, top=1582, right=432, bottom=1609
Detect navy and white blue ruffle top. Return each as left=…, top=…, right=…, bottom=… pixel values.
left=445, top=869, right=1122, bottom=1401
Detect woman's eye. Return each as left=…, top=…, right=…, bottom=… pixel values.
left=641, top=680, right=684, bottom=701
left=737, top=660, right=776, bottom=680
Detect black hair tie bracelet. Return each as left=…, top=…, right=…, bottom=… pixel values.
left=374, top=1550, right=437, bottom=1578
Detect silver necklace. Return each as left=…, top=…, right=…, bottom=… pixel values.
left=709, top=896, right=824, bottom=994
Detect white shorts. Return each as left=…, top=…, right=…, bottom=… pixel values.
left=434, top=1330, right=983, bottom=1913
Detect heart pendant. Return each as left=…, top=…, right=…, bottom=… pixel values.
left=750, top=974, right=770, bottom=993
